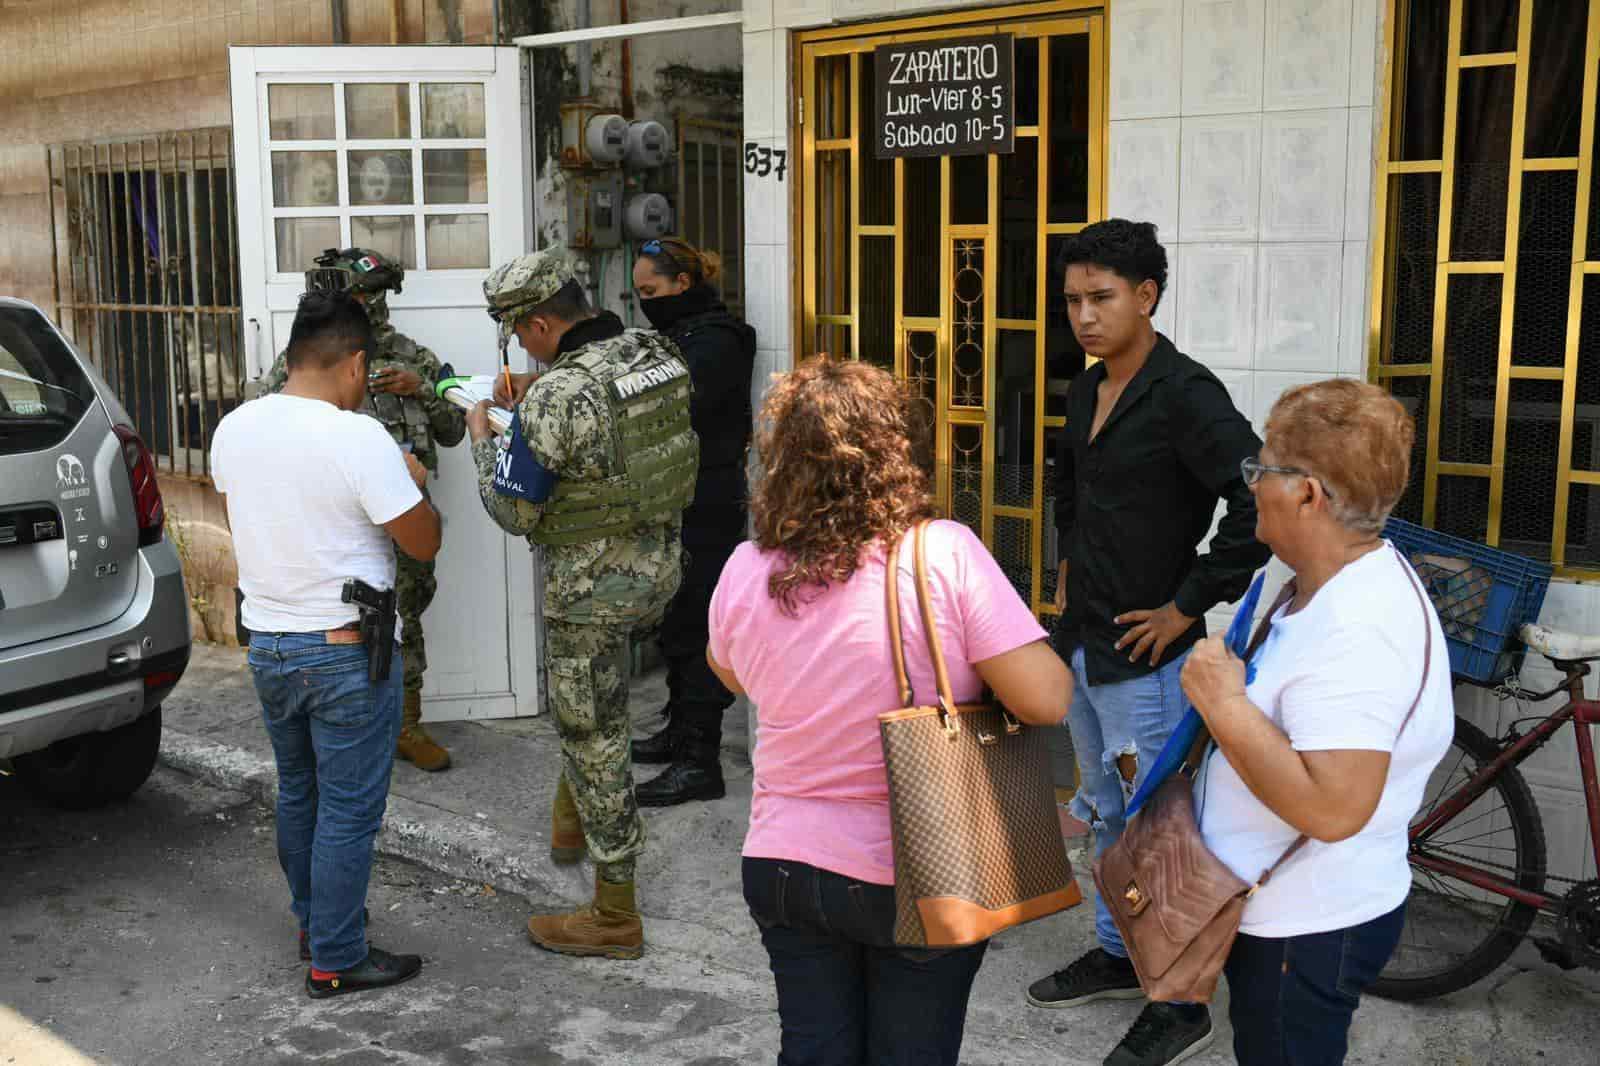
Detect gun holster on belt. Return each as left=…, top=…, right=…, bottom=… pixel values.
left=341, top=578, right=397, bottom=682
left=234, top=587, right=250, bottom=646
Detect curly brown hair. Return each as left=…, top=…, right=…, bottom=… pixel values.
left=751, top=357, right=937, bottom=615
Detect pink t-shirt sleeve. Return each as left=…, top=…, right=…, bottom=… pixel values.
left=947, top=522, right=1049, bottom=663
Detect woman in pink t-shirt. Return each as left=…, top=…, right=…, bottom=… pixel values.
left=707, top=359, right=1072, bottom=1066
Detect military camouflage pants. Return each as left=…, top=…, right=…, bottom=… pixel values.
left=396, top=551, right=437, bottom=694
left=545, top=619, right=643, bottom=883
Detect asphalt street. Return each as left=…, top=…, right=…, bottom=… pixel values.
left=5, top=758, right=1599, bottom=1065
left=0, top=766, right=771, bottom=1066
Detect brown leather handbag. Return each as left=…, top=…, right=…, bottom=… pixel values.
left=1093, top=550, right=1434, bottom=1002
left=877, top=520, right=1082, bottom=948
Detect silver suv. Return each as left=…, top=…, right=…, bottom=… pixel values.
left=0, top=298, right=190, bottom=808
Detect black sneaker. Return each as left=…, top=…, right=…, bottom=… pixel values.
left=305, top=945, right=422, bottom=999
left=1026, top=947, right=1144, bottom=1008
left=1104, top=1002, right=1214, bottom=1066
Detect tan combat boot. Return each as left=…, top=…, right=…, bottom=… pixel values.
left=550, top=776, right=587, bottom=865
left=396, top=691, right=451, bottom=771
left=526, top=876, right=643, bottom=960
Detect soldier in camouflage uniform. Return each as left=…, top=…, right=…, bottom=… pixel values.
left=465, top=250, right=697, bottom=960
left=259, top=248, right=465, bottom=772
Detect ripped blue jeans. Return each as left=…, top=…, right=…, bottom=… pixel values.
left=1067, top=645, right=1190, bottom=958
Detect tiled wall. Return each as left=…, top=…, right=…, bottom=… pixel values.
left=1109, top=0, right=1380, bottom=435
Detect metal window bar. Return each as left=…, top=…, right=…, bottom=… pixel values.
left=1372, top=1, right=1600, bottom=573
left=47, top=128, right=242, bottom=481
left=797, top=5, right=1105, bottom=618
left=674, top=115, right=745, bottom=318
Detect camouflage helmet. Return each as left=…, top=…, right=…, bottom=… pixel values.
left=305, top=247, right=405, bottom=297
left=483, top=251, right=578, bottom=348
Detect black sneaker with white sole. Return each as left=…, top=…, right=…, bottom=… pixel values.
left=1026, top=947, right=1144, bottom=1008
left=1104, top=1002, right=1214, bottom=1066
left=305, top=945, right=423, bottom=999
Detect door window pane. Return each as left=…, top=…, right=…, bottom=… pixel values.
left=352, top=215, right=417, bottom=269
left=276, top=217, right=341, bottom=272
left=346, top=83, right=412, bottom=140
left=268, top=84, right=335, bottom=140
left=423, top=149, right=488, bottom=204
left=425, top=214, right=489, bottom=269
left=422, top=83, right=486, bottom=139
left=271, top=151, right=338, bottom=206
left=349, top=149, right=415, bottom=205
left=1047, top=34, right=1091, bottom=225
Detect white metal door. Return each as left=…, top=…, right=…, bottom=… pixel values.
left=229, top=45, right=540, bottom=720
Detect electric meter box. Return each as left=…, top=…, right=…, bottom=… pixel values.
left=585, top=114, right=628, bottom=165
left=624, top=120, right=669, bottom=169
left=567, top=170, right=624, bottom=249
left=623, top=193, right=673, bottom=241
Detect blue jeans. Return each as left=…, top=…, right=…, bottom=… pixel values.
left=742, top=857, right=989, bottom=1066
left=248, top=632, right=401, bottom=971
left=1224, top=903, right=1406, bottom=1065
left=1066, top=645, right=1190, bottom=958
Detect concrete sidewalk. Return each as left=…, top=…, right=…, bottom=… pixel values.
left=159, top=643, right=1599, bottom=1065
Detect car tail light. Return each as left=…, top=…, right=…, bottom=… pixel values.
left=114, top=425, right=165, bottom=547
left=144, top=670, right=183, bottom=690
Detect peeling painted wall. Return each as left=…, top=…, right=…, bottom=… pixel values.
left=526, top=1, right=741, bottom=321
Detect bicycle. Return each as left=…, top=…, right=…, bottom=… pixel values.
left=1373, top=621, right=1600, bottom=1000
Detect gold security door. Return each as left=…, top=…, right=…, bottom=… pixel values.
left=797, top=5, right=1107, bottom=623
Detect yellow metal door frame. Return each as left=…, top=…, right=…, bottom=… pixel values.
left=1368, top=0, right=1600, bottom=574
left=794, top=2, right=1108, bottom=619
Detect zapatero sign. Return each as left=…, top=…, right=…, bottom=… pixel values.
left=874, top=33, right=1015, bottom=160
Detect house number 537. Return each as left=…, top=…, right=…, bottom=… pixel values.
left=744, top=142, right=788, bottom=181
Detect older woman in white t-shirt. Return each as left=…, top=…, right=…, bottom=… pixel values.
left=1180, top=379, right=1453, bottom=1066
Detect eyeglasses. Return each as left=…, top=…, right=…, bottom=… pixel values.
left=1240, top=457, right=1335, bottom=500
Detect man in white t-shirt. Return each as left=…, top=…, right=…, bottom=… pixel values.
left=212, top=291, right=440, bottom=1000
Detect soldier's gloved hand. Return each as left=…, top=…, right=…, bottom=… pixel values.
left=371, top=365, right=424, bottom=397
left=494, top=371, right=539, bottom=408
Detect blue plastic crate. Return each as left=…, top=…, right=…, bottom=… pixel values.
left=1384, top=518, right=1553, bottom=684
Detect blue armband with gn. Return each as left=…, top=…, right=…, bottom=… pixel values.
left=492, top=409, right=558, bottom=503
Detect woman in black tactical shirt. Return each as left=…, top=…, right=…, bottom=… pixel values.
left=629, top=237, right=757, bottom=808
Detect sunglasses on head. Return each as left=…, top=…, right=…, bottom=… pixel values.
left=640, top=239, right=685, bottom=271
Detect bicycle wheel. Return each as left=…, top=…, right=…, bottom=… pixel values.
left=1372, top=714, right=1547, bottom=1001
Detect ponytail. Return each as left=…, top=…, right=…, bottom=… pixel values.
left=639, top=237, right=719, bottom=287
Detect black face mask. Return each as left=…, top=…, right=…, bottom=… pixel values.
left=637, top=290, right=695, bottom=331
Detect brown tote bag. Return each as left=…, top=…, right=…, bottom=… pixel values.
left=1092, top=549, right=1434, bottom=1003
left=877, top=520, right=1082, bottom=948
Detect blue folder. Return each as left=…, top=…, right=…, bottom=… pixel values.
left=1124, top=570, right=1268, bottom=818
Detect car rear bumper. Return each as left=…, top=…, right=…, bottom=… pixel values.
left=0, top=538, right=191, bottom=758
left=0, top=678, right=150, bottom=759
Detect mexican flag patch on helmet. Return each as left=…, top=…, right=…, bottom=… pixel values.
left=353, top=254, right=381, bottom=273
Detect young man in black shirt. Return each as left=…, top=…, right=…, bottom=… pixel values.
left=1026, top=220, right=1269, bottom=1066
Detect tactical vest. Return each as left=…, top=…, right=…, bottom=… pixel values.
left=364, top=331, right=438, bottom=468
left=531, top=330, right=699, bottom=547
